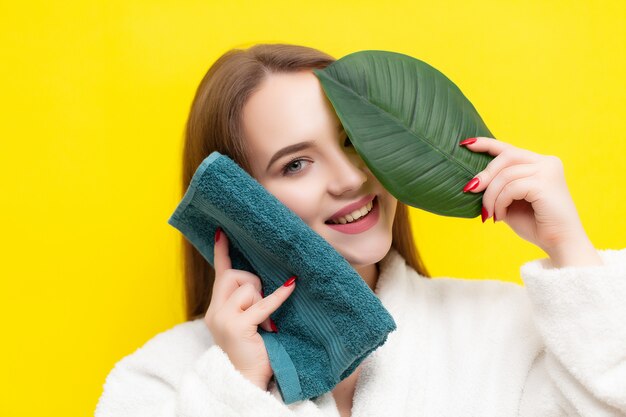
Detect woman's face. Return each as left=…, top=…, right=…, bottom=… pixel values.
left=242, top=70, right=397, bottom=268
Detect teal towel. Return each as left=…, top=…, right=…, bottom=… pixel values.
left=167, top=151, right=397, bottom=404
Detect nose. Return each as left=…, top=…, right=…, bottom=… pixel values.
left=327, top=149, right=369, bottom=196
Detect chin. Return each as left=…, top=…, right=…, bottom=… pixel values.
left=336, top=236, right=393, bottom=267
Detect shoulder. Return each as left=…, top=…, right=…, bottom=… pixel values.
left=421, top=276, right=531, bottom=318
left=396, top=252, right=532, bottom=320
left=388, top=247, right=527, bottom=304
left=96, top=320, right=216, bottom=415
left=109, top=318, right=213, bottom=385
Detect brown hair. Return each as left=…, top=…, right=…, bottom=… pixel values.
left=179, top=43, right=430, bottom=321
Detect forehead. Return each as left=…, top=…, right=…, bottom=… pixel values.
left=242, top=71, right=339, bottom=153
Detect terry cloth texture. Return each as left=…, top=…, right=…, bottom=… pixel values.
left=166, top=151, right=397, bottom=404
left=95, top=247, right=626, bottom=416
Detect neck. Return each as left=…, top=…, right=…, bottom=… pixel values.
left=353, top=262, right=380, bottom=293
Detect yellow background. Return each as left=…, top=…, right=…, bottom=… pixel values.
left=1, top=1, right=624, bottom=415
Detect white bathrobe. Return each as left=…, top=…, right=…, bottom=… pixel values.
left=95, top=247, right=626, bottom=416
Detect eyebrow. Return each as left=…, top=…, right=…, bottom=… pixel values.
left=266, top=141, right=316, bottom=172
left=265, top=123, right=345, bottom=172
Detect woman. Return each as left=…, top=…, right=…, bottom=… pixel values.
left=95, top=44, right=626, bottom=417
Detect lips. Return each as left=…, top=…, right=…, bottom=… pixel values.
left=325, top=194, right=376, bottom=223
left=325, top=195, right=380, bottom=234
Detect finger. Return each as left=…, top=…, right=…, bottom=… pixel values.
left=462, top=148, right=541, bottom=194
left=459, top=136, right=512, bottom=157
left=211, top=269, right=264, bottom=309
left=258, top=290, right=272, bottom=332
left=483, top=166, right=538, bottom=221
left=227, top=283, right=259, bottom=311
left=243, top=276, right=297, bottom=328
left=493, top=177, right=538, bottom=223
left=225, top=283, right=273, bottom=332
left=213, top=227, right=232, bottom=277
left=482, top=164, right=536, bottom=219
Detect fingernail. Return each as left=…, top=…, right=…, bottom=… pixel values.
left=214, top=227, right=221, bottom=243
left=270, top=319, right=278, bottom=333
left=283, top=276, right=297, bottom=287
left=459, top=137, right=477, bottom=146
left=463, top=177, right=480, bottom=192
left=481, top=206, right=488, bottom=223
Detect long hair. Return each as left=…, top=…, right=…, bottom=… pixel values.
left=180, top=44, right=430, bottom=321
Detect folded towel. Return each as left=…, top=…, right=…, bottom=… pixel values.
left=167, top=151, right=397, bottom=404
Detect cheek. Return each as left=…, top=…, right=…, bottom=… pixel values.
left=263, top=181, right=324, bottom=224
left=382, top=193, right=398, bottom=225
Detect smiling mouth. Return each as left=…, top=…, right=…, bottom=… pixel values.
left=324, top=195, right=377, bottom=225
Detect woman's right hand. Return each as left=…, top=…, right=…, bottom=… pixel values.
left=204, top=227, right=297, bottom=391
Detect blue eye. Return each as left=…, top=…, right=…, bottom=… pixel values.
left=281, top=158, right=309, bottom=176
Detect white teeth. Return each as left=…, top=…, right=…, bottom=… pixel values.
left=350, top=209, right=362, bottom=219
left=329, top=198, right=375, bottom=225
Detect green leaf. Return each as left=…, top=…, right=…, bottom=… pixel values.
left=313, top=50, right=495, bottom=218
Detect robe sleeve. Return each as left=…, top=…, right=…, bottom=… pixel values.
left=95, top=343, right=337, bottom=417
left=519, top=248, right=626, bottom=417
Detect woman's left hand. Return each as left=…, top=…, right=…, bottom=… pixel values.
left=459, top=136, right=603, bottom=268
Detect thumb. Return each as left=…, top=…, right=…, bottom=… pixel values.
left=244, top=276, right=297, bottom=327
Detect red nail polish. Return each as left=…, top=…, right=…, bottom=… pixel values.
left=460, top=137, right=477, bottom=146
left=463, top=177, right=480, bottom=192
left=270, top=319, right=278, bottom=333
left=214, top=227, right=221, bottom=243
left=481, top=206, right=488, bottom=223
left=284, top=276, right=297, bottom=287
